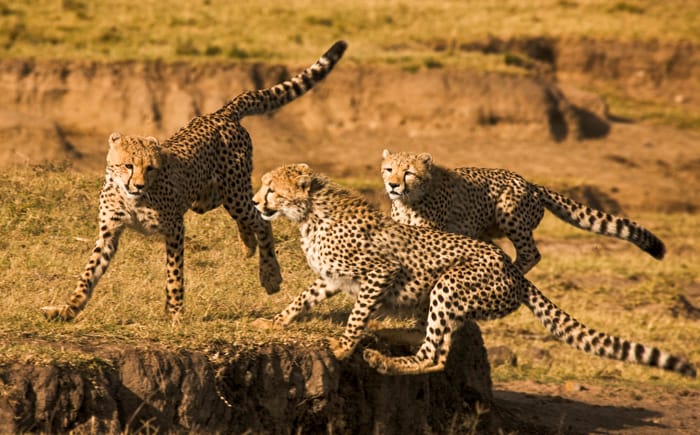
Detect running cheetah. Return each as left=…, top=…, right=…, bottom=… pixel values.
left=381, top=150, right=665, bottom=273
left=41, top=41, right=347, bottom=323
left=252, top=163, right=695, bottom=377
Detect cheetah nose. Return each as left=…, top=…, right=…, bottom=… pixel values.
left=133, top=183, right=144, bottom=190
left=388, top=182, right=400, bottom=189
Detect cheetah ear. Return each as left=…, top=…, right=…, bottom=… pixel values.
left=417, top=152, right=433, bottom=165
left=108, top=132, right=122, bottom=148
left=382, top=149, right=391, bottom=159
left=145, top=136, right=159, bottom=147
left=296, top=175, right=312, bottom=193
left=297, top=163, right=310, bottom=172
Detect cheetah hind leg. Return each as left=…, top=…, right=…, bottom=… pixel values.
left=364, top=327, right=453, bottom=375
left=369, top=324, right=425, bottom=348
left=510, top=233, right=541, bottom=274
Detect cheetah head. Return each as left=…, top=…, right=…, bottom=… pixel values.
left=253, top=164, right=316, bottom=223
left=106, top=132, right=162, bottom=198
left=381, top=149, right=433, bottom=203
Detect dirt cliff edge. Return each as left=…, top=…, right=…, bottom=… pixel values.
left=0, top=322, right=498, bottom=434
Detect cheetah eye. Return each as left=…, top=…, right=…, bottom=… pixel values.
left=382, top=167, right=392, bottom=174
left=405, top=171, right=415, bottom=178
left=124, top=163, right=134, bottom=170
left=145, top=165, right=156, bottom=172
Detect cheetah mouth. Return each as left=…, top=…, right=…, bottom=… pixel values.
left=386, top=189, right=403, bottom=200
left=259, top=209, right=279, bottom=221
left=121, top=188, right=144, bottom=199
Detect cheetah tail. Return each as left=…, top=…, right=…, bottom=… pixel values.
left=537, top=185, right=665, bottom=260
left=225, top=40, right=347, bottom=119
left=523, top=282, right=696, bottom=378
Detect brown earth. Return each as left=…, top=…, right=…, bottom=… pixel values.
left=1, top=324, right=498, bottom=434
left=1, top=38, right=699, bottom=433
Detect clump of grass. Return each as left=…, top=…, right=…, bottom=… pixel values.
left=304, top=15, right=334, bottom=27
left=608, top=1, right=645, bottom=14
left=175, top=38, right=199, bottom=56
left=424, top=57, right=443, bottom=69
left=598, top=88, right=700, bottom=130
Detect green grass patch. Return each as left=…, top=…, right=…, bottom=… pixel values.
left=0, top=165, right=698, bottom=391
left=603, top=92, right=700, bottom=130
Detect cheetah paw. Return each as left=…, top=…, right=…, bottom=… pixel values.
left=327, top=338, right=354, bottom=360
left=170, top=311, right=183, bottom=327
left=250, top=317, right=278, bottom=330
left=260, top=266, right=283, bottom=295
left=362, top=348, right=392, bottom=374
left=40, top=304, right=76, bottom=322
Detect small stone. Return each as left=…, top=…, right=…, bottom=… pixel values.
left=564, top=381, right=587, bottom=393
left=487, top=345, right=517, bottom=367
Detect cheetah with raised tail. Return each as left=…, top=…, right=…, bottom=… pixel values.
left=381, top=150, right=665, bottom=273
left=41, top=41, right=347, bottom=323
left=252, top=163, right=695, bottom=378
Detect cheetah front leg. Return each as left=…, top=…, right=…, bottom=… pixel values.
left=224, top=194, right=282, bottom=294
left=164, top=220, right=186, bottom=324
left=329, top=272, right=391, bottom=361
left=42, top=222, right=125, bottom=321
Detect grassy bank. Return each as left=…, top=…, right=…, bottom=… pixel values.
left=1, top=0, right=698, bottom=64
left=0, top=165, right=698, bottom=389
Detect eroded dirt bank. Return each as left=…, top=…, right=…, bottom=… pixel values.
left=0, top=324, right=500, bottom=434
left=1, top=39, right=699, bottom=214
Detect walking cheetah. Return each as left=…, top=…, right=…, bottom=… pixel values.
left=252, top=163, right=695, bottom=377
left=41, top=41, right=347, bottom=323
left=381, top=150, right=665, bottom=273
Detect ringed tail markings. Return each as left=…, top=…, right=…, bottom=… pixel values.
left=525, top=282, right=695, bottom=378
left=226, top=40, right=348, bottom=119
left=536, top=185, right=665, bottom=259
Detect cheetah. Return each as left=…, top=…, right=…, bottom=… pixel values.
left=252, top=163, right=695, bottom=377
left=41, top=41, right=347, bottom=323
left=381, top=150, right=665, bottom=273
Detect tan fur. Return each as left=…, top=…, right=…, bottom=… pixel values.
left=252, top=164, right=694, bottom=378
left=41, top=41, right=347, bottom=323
left=381, top=150, right=665, bottom=273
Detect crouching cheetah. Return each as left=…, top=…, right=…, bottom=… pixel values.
left=252, top=163, right=695, bottom=378
left=41, top=41, right=347, bottom=323
left=381, top=150, right=665, bottom=273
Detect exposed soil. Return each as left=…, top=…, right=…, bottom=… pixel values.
left=1, top=37, right=699, bottom=433
left=1, top=324, right=497, bottom=434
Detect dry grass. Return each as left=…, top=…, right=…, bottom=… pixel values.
left=0, top=0, right=698, bottom=64
left=1, top=165, right=698, bottom=390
